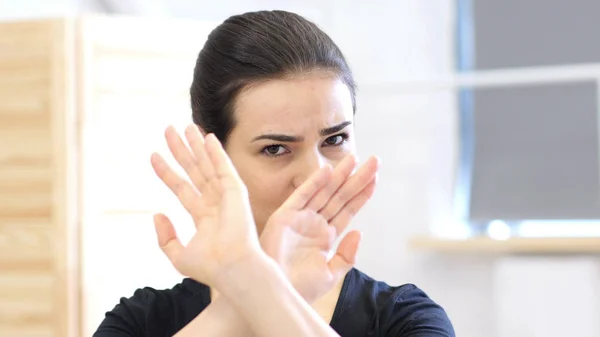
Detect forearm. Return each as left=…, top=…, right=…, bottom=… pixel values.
left=215, top=252, right=339, bottom=337
left=174, top=293, right=252, bottom=337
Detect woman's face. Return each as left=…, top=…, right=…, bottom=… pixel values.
left=224, top=74, right=356, bottom=233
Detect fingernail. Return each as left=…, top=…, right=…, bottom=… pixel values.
left=372, top=156, right=381, bottom=168
left=185, top=124, right=198, bottom=138
left=205, top=133, right=220, bottom=147
left=150, top=153, right=162, bottom=167
left=164, top=125, right=174, bottom=137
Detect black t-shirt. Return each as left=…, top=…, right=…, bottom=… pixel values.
left=93, top=268, right=455, bottom=337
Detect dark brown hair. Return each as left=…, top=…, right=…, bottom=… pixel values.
left=190, top=10, right=357, bottom=144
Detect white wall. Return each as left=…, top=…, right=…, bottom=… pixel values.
left=3, top=1, right=599, bottom=337
left=0, top=0, right=79, bottom=19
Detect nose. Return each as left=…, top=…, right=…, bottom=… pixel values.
left=292, top=150, right=330, bottom=189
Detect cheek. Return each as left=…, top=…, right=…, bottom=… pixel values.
left=242, top=171, right=284, bottom=202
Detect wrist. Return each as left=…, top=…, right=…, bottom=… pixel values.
left=211, top=251, right=333, bottom=337
left=212, top=248, right=279, bottom=295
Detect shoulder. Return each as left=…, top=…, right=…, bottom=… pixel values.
left=335, top=269, right=455, bottom=337
left=93, top=278, right=209, bottom=337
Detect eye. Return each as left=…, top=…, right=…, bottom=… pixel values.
left=323, top=133, right=349, bottom=147
left=261, top=145, right=289, bottom=157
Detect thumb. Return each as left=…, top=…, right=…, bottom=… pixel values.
left=154, top=213, right=184, bottom=268
left=328, top=230, right=362, bottom=279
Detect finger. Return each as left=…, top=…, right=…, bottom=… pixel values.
left=151, top=152, right=203, bottom=224
left=328, top=230, right=362, bottom=279
left=204, top=133, right=245, bottom=191
left=151, top=151, right=188, bottom=196
left=154, top=213, right=184, bottom=267
left=319, top=156, right=380, bottom=223
left=329, top=176, right=377, bottom=236
left=184, top=125, right=219, bottom=191
left=306, top=154, right=357, bottom=212
left=184, top=124, right=216, bottom=194
left=279, top=166, right=333, bottom=211
left=164, top=125, right=207, bottom=192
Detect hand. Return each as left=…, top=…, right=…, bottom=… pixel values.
left=150, top=125, right=261, bottom=287
left=261, top=154, right=379, bottom=302
left=152, top=125, right=379, bottom=301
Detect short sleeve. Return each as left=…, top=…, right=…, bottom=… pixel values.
left=92, top=288, right=154, bottom=337
left=92, top=280, right=208, bottom=337
left=380, top=285, right=455, bottom=337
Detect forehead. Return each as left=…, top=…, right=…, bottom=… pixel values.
left=232, top=75, right=354, bottom=133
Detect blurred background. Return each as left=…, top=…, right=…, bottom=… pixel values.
left=1, top=0, right=600, bottom=336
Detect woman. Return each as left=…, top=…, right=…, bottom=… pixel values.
left=94, top=10, right=455, bottom=337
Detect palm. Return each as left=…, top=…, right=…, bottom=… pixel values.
left=282, top=223, right=336, bottom=300
left=283, top=225, right=331, bottom=272
left=266, top=210, right=332, bottom=262
left=256, top=153, right=379, bottom=304
left=261, top=208, right=359, bottom=303
left=151, top=128, right=260, bottom=286
left=173, top=196, right=222, bottom=282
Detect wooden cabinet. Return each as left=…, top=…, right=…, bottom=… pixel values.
left=0, top=16, right=217, bottom=336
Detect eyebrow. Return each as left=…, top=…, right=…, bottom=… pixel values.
left=251, top=121, right=352, bottom=143
left=320, top=121, right=352, bottom=136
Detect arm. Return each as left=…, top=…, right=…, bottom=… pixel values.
left=174, top=294, right=250, bottom=337
left=176, top=251, right=341, bottom=337
left=215, top=252, right=338, bottom=337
